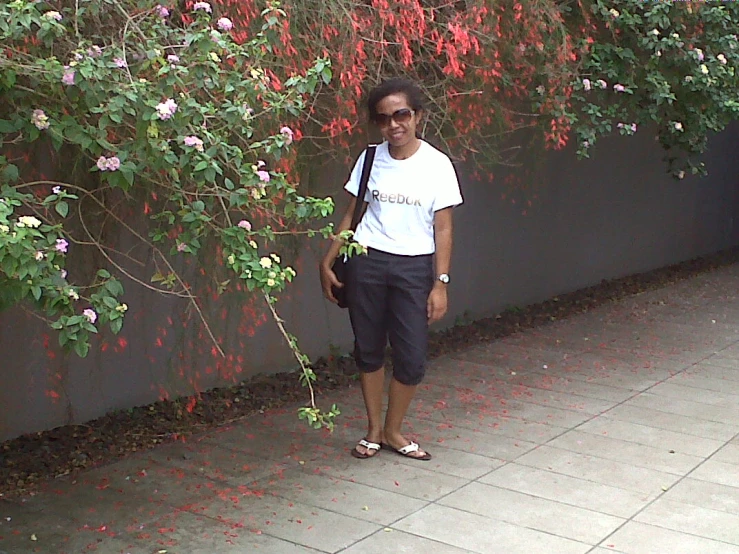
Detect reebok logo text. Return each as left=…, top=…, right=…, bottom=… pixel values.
left=372, top=190, right=422, bottom=206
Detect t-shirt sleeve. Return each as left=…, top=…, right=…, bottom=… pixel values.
left=343, top=149, right=371, bottom=201
left=432, top=157, right=463, bottom=211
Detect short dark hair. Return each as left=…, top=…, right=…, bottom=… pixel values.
left=367, top=78, right=426, bottom=121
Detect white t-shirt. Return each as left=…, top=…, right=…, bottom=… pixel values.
left=344, top=141, right=463, bottom=256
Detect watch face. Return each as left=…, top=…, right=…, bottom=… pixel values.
left=438, top=274, right=450, bottom=284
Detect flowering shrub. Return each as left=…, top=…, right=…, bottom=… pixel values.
left=544, top=1, right=739, bottom=177
left=218, top=0, right=737, bottom=178
left=0, top=0, right=339, bottom=427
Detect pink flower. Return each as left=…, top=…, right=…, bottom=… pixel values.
left=61, top=269, right=68, bottom=279
left=237, top=220, right=252, bottom=230
left=52, top=186, right=62, bottom=194
left=280, top=126, right=294, bottom=145
left=184, top=135, right=204, bottom=151
left=31, top=109, right=50, bottom=130
left=105, top=156, right=121, bottom=171
left=597, top=79, right=607, bottom=89
left=55, top=238, right=69, bottom=253
left=167, top=54, right=180, bottom=63
left=193, top=1, right=212, bottom=13
left=156, top=4, right=170, bottom=17
left=257, top=170, right=270, bottom=183
left=87, top=45, right=102, bottom=57
left=217, top=17, right=233, bottom=31
left=96, top=156, right=121, bottom=171
left=177, top=242, right=187, bottom=252
left=613, top=84, right=626, bottom=92
left=582, top=78, right=591, bottom=91
left=62, top=67, right=75, bottom=86
left=114, top=57, right=128, bottom=68
left=156, top=98, right=178, bottom=120
left=83, top=308, right=98, bottom=324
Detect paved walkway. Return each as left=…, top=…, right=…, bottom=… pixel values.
left=3, top=265, right=739, bottom=554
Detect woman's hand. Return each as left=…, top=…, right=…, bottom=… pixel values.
left=320, top=262, right=343, bottom=304
left=427, top=284, right=448, bottom=324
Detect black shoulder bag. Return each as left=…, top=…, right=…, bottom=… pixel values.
left=331, top=145, right=377, bottom=309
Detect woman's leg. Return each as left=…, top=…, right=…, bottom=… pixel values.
left=384, top=377, right=422, bottom=451
left=384, top=254, right=433, bottom=458
left=356, top=368, right=385, bottom=456
left=347, top=249, right=389, bottom=457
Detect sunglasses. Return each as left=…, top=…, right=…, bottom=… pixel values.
left=373, top=108, right=415, bottom=127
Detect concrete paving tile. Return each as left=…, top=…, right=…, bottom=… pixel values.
left=322, top=455, right=469, bottom=502
left=515, top=446, right=680, bottom=495
left=635, top=498, right=739, bottom=545
left=320, top=419, right=507, bottom=480
left=689, top=459, right=739, bottom=488
left=0, top=530, right=131, bottom=554
left=683, top=362, right=739, bottom=382
left=407, top=411, right=566, bottom=448
left=666, top=372, right=739, bottom=395
left=341, top=528, right=474, bottom=554
left=712, top=444, right=739, bottom=465
left=662, top=478, right=739, bottom=514
left=510, top=372, right=638, bottom=402
left=575, top=417, right=725, bottom=458
left=0, top=499, right=117, bottom=554
left=546, top=430, right=703, bottom=475
left=252, top=469, right=427, bottom=526
left=187, top=492, right=380, bottom=552
left=700, top=356, right=739, bottom=372
left=145, top=440, right=295, bottom=485
left=118, top=508, right=327, bottom=553
left=501, top=387, right=617, bottom=415
left=478, top=398, right=595, bottom=428
left=646, top=381, right=739, bottom=406
left=394, top=504, right=590, bottom=554
left=602, top=404, right=738, bottom=440
left=398, top=422, right=538, bottom=461
left=569, top=350, right=680, bottom=372
left=447, top=345, right=575, bottom=374
left=622, top=393, right=739, bottom=425
left=479, top=463, right=653, bottom=518
left=11, top=457, right=216, bottom=533
left=604, top=521, right=739, bottom=554
left=438, top=482, right=624, bottom=544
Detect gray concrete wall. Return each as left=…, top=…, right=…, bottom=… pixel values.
left=1, top=125, right=738, bottom=441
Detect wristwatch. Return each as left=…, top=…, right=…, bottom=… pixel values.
left=437, top=273, right=450, bottom=284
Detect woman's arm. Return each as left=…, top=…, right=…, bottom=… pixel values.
left=319, top=194, right=362, bottom=303
left=427, top=207, right=453, bottom=323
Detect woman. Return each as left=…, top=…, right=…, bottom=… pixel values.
left=320, top=78, right=463, bottom=460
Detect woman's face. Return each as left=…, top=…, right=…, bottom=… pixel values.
left=374, top=93, right=421, bottom=149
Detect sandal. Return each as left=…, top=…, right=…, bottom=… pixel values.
left=351, top=439, right=382, bottom=459
left=383, top=441, right=432, bottom=461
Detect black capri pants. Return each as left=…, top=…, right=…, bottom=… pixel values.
left=346, top=247, right=434, bottom=386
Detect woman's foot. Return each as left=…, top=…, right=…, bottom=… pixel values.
left=383, top=432, right=431, bottom=460
left=352, top=431, right=384, bottom=459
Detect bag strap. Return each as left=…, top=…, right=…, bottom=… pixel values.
left=349, top=145, right=377, bottom=231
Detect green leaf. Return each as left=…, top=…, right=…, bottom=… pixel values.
left=0, top=119, right=16, bottom=133
left=194, top=161, right=208, bottom=172
left=55, top=201, right=69, bottom=218
left=111, top=318, right=123, bottom=334
left=73, top=340, right=90, bottom=358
